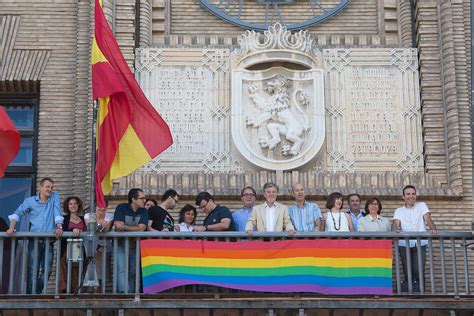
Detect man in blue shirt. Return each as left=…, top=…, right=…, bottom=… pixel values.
left=288, top=183, right=323, bottom=232
left=113, top=188, right=148, bottom=293
left=232, top=186, right=256, bottom=232
left=6, top=177, right=64, bottom=294
left=347, top=193, right=365, bottom=231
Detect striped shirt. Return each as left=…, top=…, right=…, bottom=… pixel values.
left=288, top=201, right=323, bottom=232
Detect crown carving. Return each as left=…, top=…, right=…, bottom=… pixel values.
left=235, top=23, right=318, bottom=59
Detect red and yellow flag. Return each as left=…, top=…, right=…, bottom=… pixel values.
left=92, top=0, right=173, bottom=207
left=0, top=106, right=20, bottom=177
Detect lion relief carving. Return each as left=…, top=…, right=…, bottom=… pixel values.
left=246, top=75, right=311, bottom=157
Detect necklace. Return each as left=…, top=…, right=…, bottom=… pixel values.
left=330, top=211, right=342, bottom=231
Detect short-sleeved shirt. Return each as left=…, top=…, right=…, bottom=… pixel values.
left=178, top=222, right=195, bottom=232
left=84, top=212, right=114, bottom=226
left=232, top=207, right=253, bottom=232
left=203, top=205, right=235, bottom=231
left=148, top=206, right=175, bottom=231
left=113, top=203, right=148, bottom=228
left=393, top=202, right=430, bottom=247
left=288, top=201, right=323, bottom=232
left=347, top=209, right=365, bottom=232
left=85, top=212, right=114, bottom=249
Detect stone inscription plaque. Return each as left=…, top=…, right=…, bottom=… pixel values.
left=135, top=48, right=234, bottom=173
left=324, top=48, right=423, bottom=173
left=155, top=67, right=210, bottom=156
left=349, top=67, right=399, bottom=158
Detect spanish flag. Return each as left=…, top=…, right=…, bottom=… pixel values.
left=92, top=0, right=173, bottom=207
left=0, top=106, right=20, bottom=177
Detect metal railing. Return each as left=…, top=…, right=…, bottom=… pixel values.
left=0, top=231, right=472, bottom=297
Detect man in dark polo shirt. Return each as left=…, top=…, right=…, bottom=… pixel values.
left=148, top=189, right=179, bottom=231
left=113, top=188, right=148, bottom=293
left=194, top=192, right=235, bottom=231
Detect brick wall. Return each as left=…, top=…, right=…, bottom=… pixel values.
left=0, top=0, right=472, bottom=227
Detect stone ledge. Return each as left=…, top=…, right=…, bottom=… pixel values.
left=111, top=171, right=462, bottom=198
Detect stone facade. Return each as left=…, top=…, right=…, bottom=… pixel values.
left=0, top=0, right=472, bottom=229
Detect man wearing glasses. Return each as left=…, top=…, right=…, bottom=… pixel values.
left=113, top=188, right=148, bottom=293
left=148, top=189, right=179, bottom=231
left=194, top=192, right=235, bottom=231
left=232, top=186, right=257, bottom=231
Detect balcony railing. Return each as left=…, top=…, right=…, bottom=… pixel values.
left=0, top=231, right=473, bottom=299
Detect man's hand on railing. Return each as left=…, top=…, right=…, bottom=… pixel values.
left=424, top=213, right=438, bottom=235
left=287, top=229, right=295, bottom=236
left=54, top=227, right=63, bottom=238
left=245, top=229, right=253, bottom=236
left=7, top=220, right=17, bottom=237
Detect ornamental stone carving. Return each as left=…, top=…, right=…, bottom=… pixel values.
left=232, top=23, right=322, bottom=69
left=246, top=74, right=311, bottom=156
left=233, top=69, right=325, bottom=170
left=133, top=25, right=424, bottom=179
left=231, top=24, right=325, bottom=170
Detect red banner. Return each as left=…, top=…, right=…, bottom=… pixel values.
left=0, top=106, right=20, bottom=177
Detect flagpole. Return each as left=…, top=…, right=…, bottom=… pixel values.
left=88, top=99, right=98, bottom=233
left=80, top=99, right=101, bottom=291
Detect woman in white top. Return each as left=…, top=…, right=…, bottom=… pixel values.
left=358, top=197, right=391, bottom=232
left=174, top=204, right=197, bottom=232
left=324, top=192, right=354, bottom=232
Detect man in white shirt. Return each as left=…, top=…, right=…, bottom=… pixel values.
left=393, top=185, right=437, bottom=292
left=245, top=182, right=294, bottom=234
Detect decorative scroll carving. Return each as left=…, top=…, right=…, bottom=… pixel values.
left=234, top=23, right=320, bottom=62
left=390, top=48, right=418, bottom=72
left=323, top=49, right=352, bottom=72
left=203, top=49, right=229, bottom=74
left=135, top=49, right=163, bottom=72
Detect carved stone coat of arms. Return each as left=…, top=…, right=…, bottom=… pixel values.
left=232, top=67, right=325, bottom=170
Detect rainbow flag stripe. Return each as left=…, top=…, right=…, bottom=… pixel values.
left=141, top=239, right=393, bottom=295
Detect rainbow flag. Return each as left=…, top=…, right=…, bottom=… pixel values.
left=141, top=239, right=393, bottom=295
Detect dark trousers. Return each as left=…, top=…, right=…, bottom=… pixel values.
left=399, top=245, right=426, bottom=291
left=27, top=240, right=53, bottom=294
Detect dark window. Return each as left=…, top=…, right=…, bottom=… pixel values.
left=0, top=94, right=39, bottom=222
left=0, top=177, right=34, bottom=221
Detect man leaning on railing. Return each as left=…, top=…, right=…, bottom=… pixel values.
left=6, top=177, right=64, bottom=294
left=113, top=188, right=148, bottom=293
left=392, top=185, right=438, bottom=293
